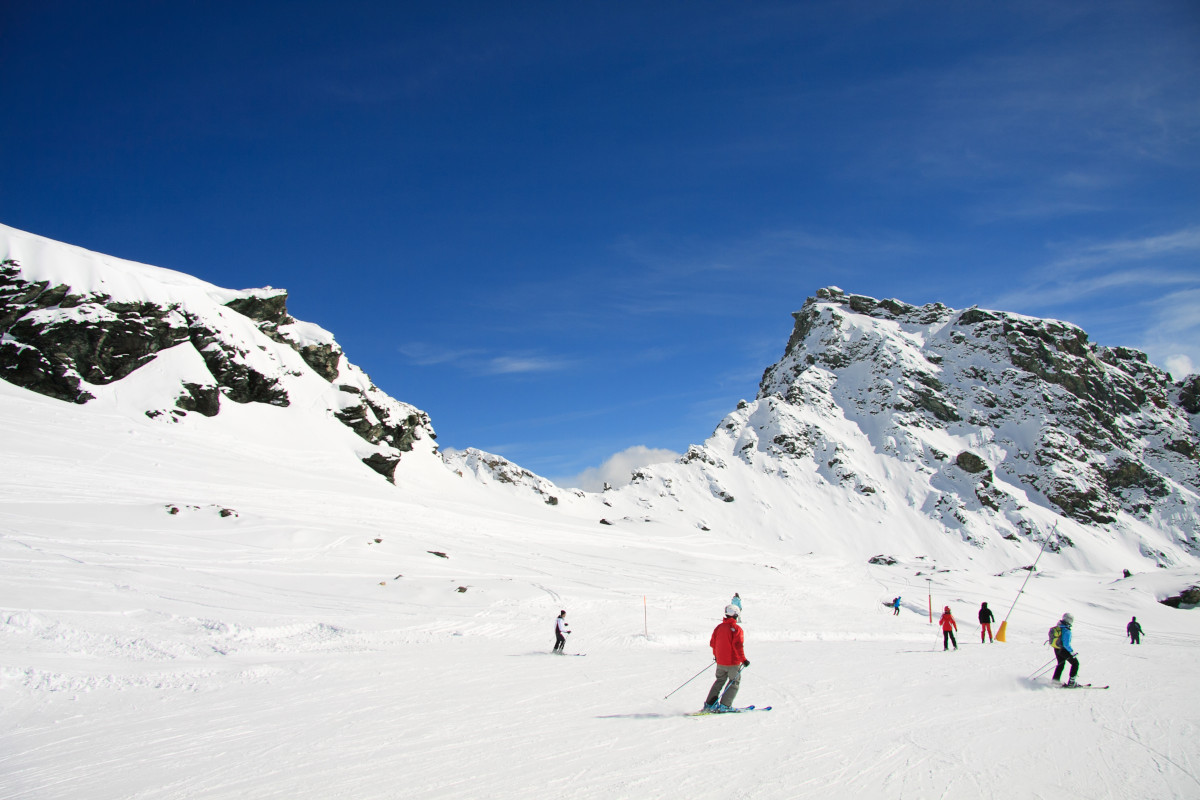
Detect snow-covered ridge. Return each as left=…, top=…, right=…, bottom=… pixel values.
left=622, top=286, right=1199, bottom=572
left=0, top=223, right=435, bottom=481
left=3, top=224, right=1199, bottom=574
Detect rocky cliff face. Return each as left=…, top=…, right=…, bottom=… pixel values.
left=605, top=288, right=1198, bottom=573
left=736, top=287, right=1199, bottom=557
left=0, top=227, right=434, bottom=482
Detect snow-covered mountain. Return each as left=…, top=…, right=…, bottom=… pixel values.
left=4, top=223, right=1200, bottom=799
left=615, top=286, right=1200, bottom=574
left=0, top=223, right=436, bottom=481
left=3, top=224, right=1199, bottom=577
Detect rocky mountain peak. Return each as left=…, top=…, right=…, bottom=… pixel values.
left=742, top=288, right=1199, bottom=558
left=0, top=225, right=435, bottom=482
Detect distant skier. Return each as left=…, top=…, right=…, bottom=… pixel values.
left=1050, top=613, right=1080, bottom=686
left=1126, top=616, right=1143, bottom=645
left=703, top=604, right=749, bottom=712
left=892, top=597, right=901, bottom=616
left=978, top=602, right=995, bottom=643
left=553, top=609, right=570, bottom=653
left=731, top=593, right=742, bottom=616
left=940, top=606, right=958, bottom=651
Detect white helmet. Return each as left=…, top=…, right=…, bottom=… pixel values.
left=724, top=604, right=740, bottom=618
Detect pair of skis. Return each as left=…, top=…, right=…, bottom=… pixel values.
left=690, top=704, right=773, bottom=716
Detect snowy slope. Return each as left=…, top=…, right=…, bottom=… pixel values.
left=0, top=223, right=436, bottom=483
left=2, top=226, right=1200, bottom=799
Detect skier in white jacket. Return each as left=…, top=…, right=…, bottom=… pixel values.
left=553, top=610, right=571, bottom=653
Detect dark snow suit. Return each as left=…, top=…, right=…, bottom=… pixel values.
left=979, top=603, right=995, bottom=643
left=1052, top=623, right=1080, bottom=681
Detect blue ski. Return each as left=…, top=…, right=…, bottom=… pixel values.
left=690, top=704, right=773, bottom=716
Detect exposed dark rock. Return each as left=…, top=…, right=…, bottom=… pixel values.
left=1102, top=459, right=1168, bottom=499
left=223, top=291, right=290, bottom=326
left=176, top=382, right=221, bottom=417
left=337, top=405, right=385, bottom=444
left=185, top=318, right=290, bottom=406
left=1159, top=586, right=1200, bottom=608
left=868, top=554, right=897, bottom=565
left=1, top=272, right=192, bottom=402
left=1179, top=375, right=1200, bottom=415
left=910, top=383, right=961, bottom=423
left=955, top=452, right=989, bottom=473
left=680, top=446, right=720, bottom=467
left=361, top=452, right=400, bottom=482
left=299, top=343, right=340, bottom=382
left=1164, top=439, right=1197, bottom=459
left=1046, top=484, right=1116, bottom=525
left=0, top=337, right=94, bottom=403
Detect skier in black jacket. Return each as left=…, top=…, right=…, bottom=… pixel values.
left=978, top=602, right=995, bottom=643
left=1126, top=616, right=1143, bottom=644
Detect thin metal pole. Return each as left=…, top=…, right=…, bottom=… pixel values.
left=664, top=659, right=716, bottom=699
left=1029, top=657, right=1057, bottom=680
left=1003, top=524, right=1054, bottom=624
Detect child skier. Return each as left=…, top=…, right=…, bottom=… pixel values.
left=978, top=602, right=995, bottom=643
left=892, top=597, right=901, bottom=615
left=703, top=604, right=749, bottom=712
left=940, top=606, right=958, bottom=651
left=553, top=609, right=570, bottom=653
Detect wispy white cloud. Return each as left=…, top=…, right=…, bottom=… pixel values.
left=398, top=343, right=487, bottom=367
left=482, top=355, right=574, bottom=375
left=990, top=225, right=1200, bottom=312
left=1053, top=227, right=1200, bottom=268
left=555, top=445, right=682, bottom=492
left=983, top=225, right=1200, bottom=377
left=1143, top=288, right=1200, bottom=379
left=400, top=343, right=574, bottom=376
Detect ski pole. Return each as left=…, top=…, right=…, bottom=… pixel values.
left=664, top=659, right=715, bottom=699
left=1029, top=657, right=1056, bottom=680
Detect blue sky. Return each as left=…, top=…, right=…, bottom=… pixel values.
left=2, top=1, right=1198, bottom=488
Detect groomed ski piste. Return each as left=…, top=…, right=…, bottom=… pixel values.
left=3, top=377, right=1200, bottom=800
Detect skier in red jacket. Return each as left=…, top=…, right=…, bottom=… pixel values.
left=940, top=606, right=958, bottom=651
left=703, top=604, right=750, bottom=712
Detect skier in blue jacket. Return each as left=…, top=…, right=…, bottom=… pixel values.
left=1051, top=613, right=1080, bottom=686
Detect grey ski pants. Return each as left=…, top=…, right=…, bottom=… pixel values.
left=705, top=663, right=743, bottom=707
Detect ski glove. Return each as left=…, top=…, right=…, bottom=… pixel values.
left=742, top=660, right=750, bottom=667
